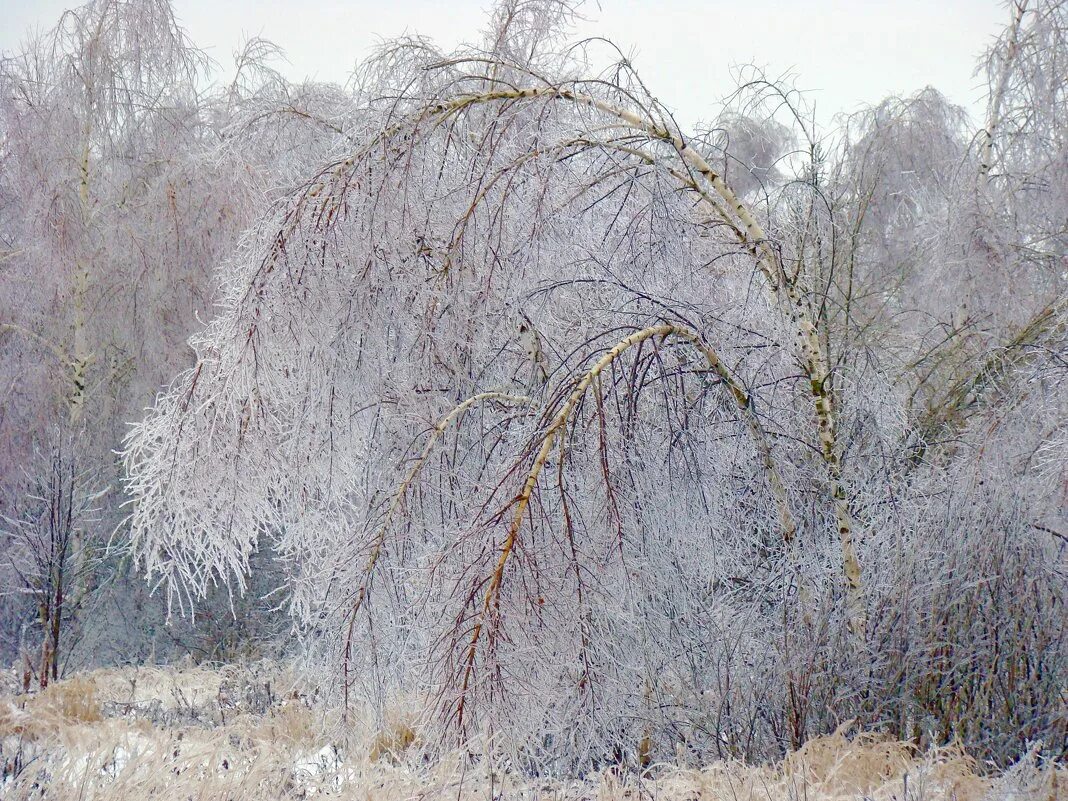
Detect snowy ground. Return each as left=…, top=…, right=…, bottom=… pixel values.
left=0, top=663, right=1061, bottom=800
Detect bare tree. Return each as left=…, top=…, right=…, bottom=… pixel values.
left=1, top=436, right=107, bottom=688
left=0, top=0, right=342, bottom=668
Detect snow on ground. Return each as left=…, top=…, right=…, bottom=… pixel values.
left=0, top=664, right=1062, bottom=800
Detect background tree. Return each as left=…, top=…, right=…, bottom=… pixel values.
left=0, top=0, right=348, bottom=669
left=1, top=435, right=106, bottom=688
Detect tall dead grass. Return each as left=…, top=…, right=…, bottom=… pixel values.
left=1, top=665, right=1062, bottom=800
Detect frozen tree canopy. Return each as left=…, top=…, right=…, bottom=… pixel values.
left=2, top=0, right=1066, bottom=775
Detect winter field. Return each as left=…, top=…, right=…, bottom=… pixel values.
left=1, top=663, right=1063, bottom=801
left=1, top=0, right=1067, bottom=795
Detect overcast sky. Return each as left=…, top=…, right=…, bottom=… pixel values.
left=0, top=0, right=1008, bottom=130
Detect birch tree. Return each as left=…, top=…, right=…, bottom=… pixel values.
left=118, top=0, right=1066, bottom=768
left=0, top=0, right=300, bottom=668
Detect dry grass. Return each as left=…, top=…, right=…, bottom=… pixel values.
left=1, top=665, right=1062, bottom=800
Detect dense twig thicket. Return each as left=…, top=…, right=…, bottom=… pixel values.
left=3, top=0, right=1064, bottom=774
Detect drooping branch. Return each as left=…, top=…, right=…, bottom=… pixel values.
left=342, top=390, right=532, bottom=710
left=914, top=294, right=1068, bottom=457
left=453, top=321, right=797, bottom=731
left=407, top=82, right=864, bottom=635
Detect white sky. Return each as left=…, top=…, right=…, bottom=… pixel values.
left=0, top=0, right=1008, bottom=130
